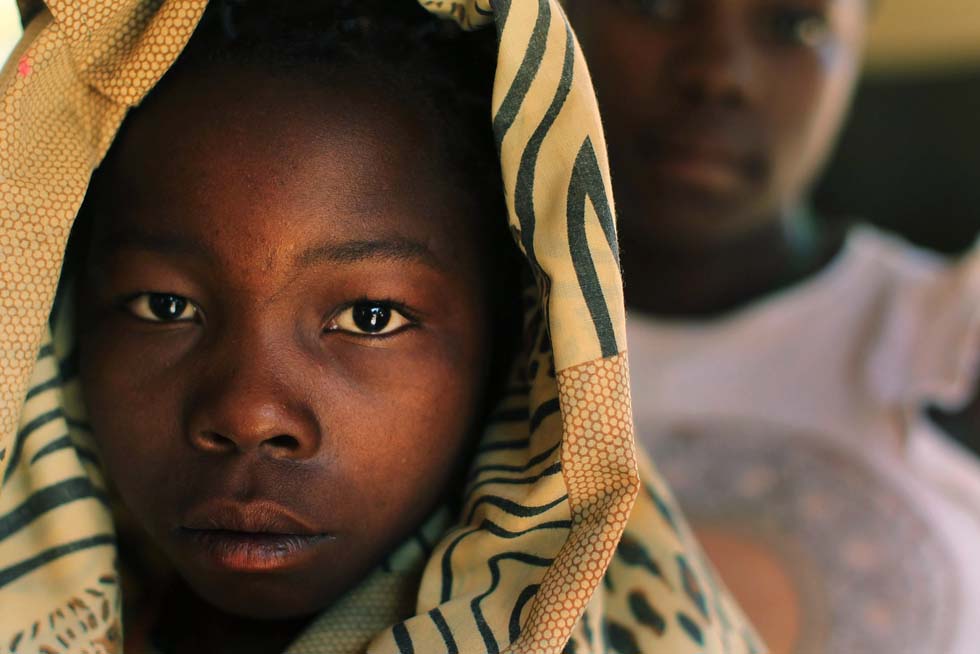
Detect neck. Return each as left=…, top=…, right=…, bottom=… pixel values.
left=619, top=210, right=848, bottom=319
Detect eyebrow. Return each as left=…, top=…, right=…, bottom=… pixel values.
left=296, top=238, right=441, bottom=269
left=98, top=228, right=441, bottom=270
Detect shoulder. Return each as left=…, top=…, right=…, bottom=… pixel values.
left=853, top=225, right=980, bottom=410
left=845, top=224, right=949, bottom=282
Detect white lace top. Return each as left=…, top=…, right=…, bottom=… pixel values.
left=628, top=227, right=980, bottom=654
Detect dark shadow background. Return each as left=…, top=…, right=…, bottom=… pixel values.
left=815, top=66, right=980, bottom=254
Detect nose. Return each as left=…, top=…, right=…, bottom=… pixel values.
left=670, top=9, right=757, bottom=107
left=186, top=340, right=321, bottom=460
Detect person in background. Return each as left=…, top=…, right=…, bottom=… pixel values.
left=566, top=1, right=980, bottom=653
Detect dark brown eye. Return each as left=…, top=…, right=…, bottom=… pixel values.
left=126, top=293, right=199, bottom=323
left=353, top=304, right=390, bottom=333
left=328, top=302, right=413, bottom=336
left=763, top=7, right=831, bottom=48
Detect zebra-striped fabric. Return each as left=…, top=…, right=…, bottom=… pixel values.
left=0, top=1, right=764, bottom=653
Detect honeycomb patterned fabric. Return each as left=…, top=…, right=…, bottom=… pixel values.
left=0, top=1, right=764, bottom=652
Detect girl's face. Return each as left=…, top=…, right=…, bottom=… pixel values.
left=77, top=66, right=494, bottom=619
left=567, top=0, right=869, bottom=249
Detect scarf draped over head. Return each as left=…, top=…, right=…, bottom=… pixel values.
left=0, top=1, right=764, bottom=652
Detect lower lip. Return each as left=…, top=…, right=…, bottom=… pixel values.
left=180, top=529, right=330, bottom=572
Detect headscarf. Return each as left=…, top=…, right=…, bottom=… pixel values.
left=0, top=1, right=763, bottom=653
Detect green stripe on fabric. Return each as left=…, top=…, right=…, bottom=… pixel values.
left=567, top=137, right=619, bottom=357
left=492, top=0, right=549, bottom=148
left=0, top=535, right=115, bottom=589
left=512, top=4, right=576, bottom=268
left=0, top=477, right=107, bottom=540
left=4, top=408, right=64, bottom=484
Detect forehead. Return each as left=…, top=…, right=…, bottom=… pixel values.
left=90, top=64, right=482, bottom=269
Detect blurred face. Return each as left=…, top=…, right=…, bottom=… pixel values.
left=77, top=65, right=493, bottom=619
left=567, top=0, right=869, bottom=249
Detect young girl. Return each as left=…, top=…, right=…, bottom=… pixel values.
left=0, top=1, right=760, bottom=653
left=566, top=1, right=980, bottom=653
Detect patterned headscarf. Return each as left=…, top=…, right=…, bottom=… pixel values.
left=0, top=1, right=763, bottom=653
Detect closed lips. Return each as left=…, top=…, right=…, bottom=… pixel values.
left=180, top=500, right=326, bottom=537
left=177, top=501, right=333, bottom=572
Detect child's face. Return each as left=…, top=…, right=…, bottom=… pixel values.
left=77, top=65, right=493, bottom=619
left=567, top=0, right=868, bottom=249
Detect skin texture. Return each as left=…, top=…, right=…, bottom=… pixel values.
left=567, top=0, right=869, bottom=316
left=77, top=63, right=496, bottom=652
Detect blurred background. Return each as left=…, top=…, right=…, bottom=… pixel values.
left=815, top=0, right=980, bottom=254
left=1, top=0, right=979, bottom=251
left=0, top=2, right=17, bottom=65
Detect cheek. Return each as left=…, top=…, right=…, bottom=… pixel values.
left=325, top=319, right=489, bottom=541
left=76, top=294, right=199, bottom=500
left=336, top=338, right=485, bottom=482
left=764, top=50, right=858, bottom=195
left=578, top=16, right=672, bottom=110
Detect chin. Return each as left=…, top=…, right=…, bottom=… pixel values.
left=180, top=567, right=335, bottom=620
left=629, top=193, right=758, bottom=250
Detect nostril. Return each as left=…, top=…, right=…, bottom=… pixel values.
left=195, top=431, right=237, bottom=453
left=264, top=434, right=300, bottom=452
